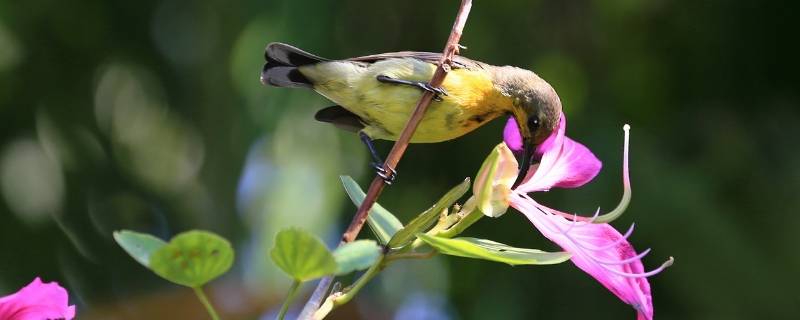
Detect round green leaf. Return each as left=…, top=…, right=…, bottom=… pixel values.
left=113, top=230, right=167, bottom=267
left=149, top=230, right=234, bottom=288
left=271, top=228, right=337, bottom=281
left=418, top=234, right=571, bottom=266
left=333, top=240, right=381, bottom=275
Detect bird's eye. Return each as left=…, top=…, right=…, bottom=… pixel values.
left=527, top=116, right=540, bottom=131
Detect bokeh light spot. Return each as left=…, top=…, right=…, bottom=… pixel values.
left=230, top=17, right=287, bottom=126
left=0, top=22, right=22, bottom=72
left=94, top=63, right=205, bottom=194
left=0, top=138, right=64, bottom=223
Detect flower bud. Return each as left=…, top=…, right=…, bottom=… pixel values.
left=473, top=143, right=518, bottom=217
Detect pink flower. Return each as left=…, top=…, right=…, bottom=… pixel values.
left=499, top=114, right=672, bottom=320
left=0, top=278, right=76, bottom=320
left=505, top=115, right=602, bottom=192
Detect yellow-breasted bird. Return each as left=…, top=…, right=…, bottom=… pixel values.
left=260, top=42, right=562, bottom=186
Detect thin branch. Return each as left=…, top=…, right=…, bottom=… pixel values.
left=298, top=0, right=474, bottom=318
left=341, top=0, right=473, bottom=245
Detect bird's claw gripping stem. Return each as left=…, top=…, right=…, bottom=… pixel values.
left=371, top=162, right=397, bottom=185
left=360, top=131, right=398, bottom=185
left=376, top=75, right=448, bottom=101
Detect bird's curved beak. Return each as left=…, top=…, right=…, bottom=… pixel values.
left=512, top=137, right=533, bottom=188
left=510, top=113, right=534, bottom=189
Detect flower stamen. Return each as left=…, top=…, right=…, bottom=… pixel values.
left=532, top=204, right=672, bottom=279
left=520, top=125, right=632, bottom=223
left=601, top=257, right=674, bottom=278
left=592, top=223, right=636, bottom=251
left=504, top=115, right=666, bottom=319
left=563, top=208, right=600, bottom=235
left=584, top=124, right=631, bottom=223
left=595, top=248, right=652, bottom=265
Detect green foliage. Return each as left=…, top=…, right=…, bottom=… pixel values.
left=417, top=234, right=571, bottom=266
left=332, top=240, right=382, bottom=275
left=340, top=176, right=403, bottom=244
left=270, top=228, right=337, bottom=281
left=113, top=230, right=167, bottom=267
left=6, top=0, right=796, bottom=317
left=115, top=230, right=234, bottom=288
left=148, top=231, right=235, bottom=288
left=388, top=178, right=470, bottom=248
left=115, top=230, right=231, bottom=319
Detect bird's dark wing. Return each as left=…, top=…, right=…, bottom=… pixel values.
left=314, top=106, right=365, bottom=133
left=348, top=52, right=487, bottom=70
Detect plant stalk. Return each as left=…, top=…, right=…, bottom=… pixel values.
left=277, top=280, right=302, bottom=320
left=298, top=1, right=474, bottom=318
left=193, top=286, right=221, bottom=320
left=311, top=256, right=385, bottom=320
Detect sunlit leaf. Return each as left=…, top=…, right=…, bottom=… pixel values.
left=388, top=178, right=470, bottom=248
left=149, top=230, right=234, bottom=288
left=113, top=230, right=167, bottom=267
left=417, top=234, right=571, bottom=266
left=270, top=228, right=337, bottom=282
left=340, top=176, right=403, bottom=244
left=333, top=240, right=381, bottom=275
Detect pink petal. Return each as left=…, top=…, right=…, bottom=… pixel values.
left=503, top=116, right=524, bottom=153
left=516, top=114, right=602, bottom=193
left=534, top=114, right=564, bottom=158
left=510, top=195, right=661, bottom=320
left=502, top=114, right=563, bottom=156
left=0, top=278, right=76, bottom=320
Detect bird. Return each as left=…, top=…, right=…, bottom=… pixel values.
left=260, top=42, right=562, bottom=186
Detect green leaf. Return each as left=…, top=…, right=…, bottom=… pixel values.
left=340, top=176, right=403, bottom=244
left=417, top=234, right=571, bottom=266
left=149, top=230, right=235, bottom=288
left=388, top=178, right=471, bottom=248
left=113, top=230, right=167, bottom=267
left=271, top=228, right=338, bottom=282
left=333, top=240, right=382, bottom=275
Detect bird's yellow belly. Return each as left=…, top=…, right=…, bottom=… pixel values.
left=300, top=58, right=509, bottom=143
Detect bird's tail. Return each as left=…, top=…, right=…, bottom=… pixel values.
left=261, top=43, right=328, bottom=88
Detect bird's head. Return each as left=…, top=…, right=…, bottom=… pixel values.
left=492, top=66, right=562, bottom=187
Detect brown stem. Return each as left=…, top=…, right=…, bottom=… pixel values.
left=298, top=1, right=473, bottom=318
left=340, top=0, right=472, bottom=245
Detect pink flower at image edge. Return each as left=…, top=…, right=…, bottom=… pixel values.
left=0, top=278, right=75, bottom=320
left=504, top=114, right=672, bottom=320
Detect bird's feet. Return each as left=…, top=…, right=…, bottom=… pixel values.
left=376, top=75, right=448, bottom=101
left=371, top=162, right=397, bottom=185
left=360, top=131, right=398, bottom=185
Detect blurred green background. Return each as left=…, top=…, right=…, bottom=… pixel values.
left=1, top=0, right=798, bottom=319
